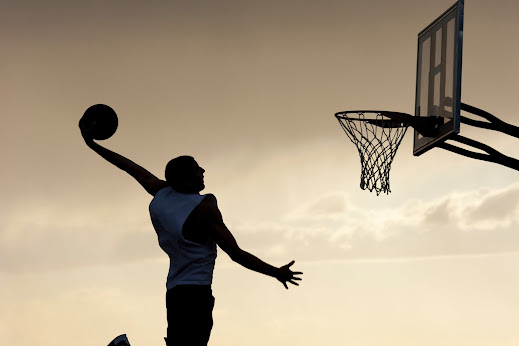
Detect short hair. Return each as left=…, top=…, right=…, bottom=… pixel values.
left=165, top=156, right=196, bottom=189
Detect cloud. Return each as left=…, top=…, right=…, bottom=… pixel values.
left=4, top=184, right=519, bottom=273
left=422, top=198, right=454, bottom=226
left=231, top=185, right=519, bottom=262
left=460, top=186, right=519, bottom=230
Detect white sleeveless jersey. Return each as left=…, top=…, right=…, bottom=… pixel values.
left=149, top=187, right=217, bottom=289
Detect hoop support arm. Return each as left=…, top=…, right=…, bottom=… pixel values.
left=460, top=103, right=519, bottom=139
left=438, top=135, right=519, bottom=171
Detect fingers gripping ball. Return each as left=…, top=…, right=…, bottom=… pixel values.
left=80, top=104, right=118, bottom=140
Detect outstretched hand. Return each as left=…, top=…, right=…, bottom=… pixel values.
left=276, top=260, right=303, bottom=289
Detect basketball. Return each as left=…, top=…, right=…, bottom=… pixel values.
left=80, top=104, right=118, bottom=140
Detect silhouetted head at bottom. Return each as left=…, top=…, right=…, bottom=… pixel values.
left=165, top=156, right=205, bottom=194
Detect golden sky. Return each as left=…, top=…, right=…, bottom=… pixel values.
left=2, top=1, right=519, bottom=345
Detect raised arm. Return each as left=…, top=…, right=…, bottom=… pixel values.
left=79, top=123, right=168, bottom=196
left=200, top=194, right=302, bottom=289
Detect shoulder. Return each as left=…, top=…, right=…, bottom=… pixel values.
left=151, top=180, right=170, bottom=196
left=201, top=193, right=217, bottom=205
left=193, top=194, right=222, bottom=220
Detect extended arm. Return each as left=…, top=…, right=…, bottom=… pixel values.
left=201, top=195, right=302, bottom=289
left=80, top=124, right=168, bottom=196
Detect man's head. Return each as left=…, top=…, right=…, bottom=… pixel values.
left=165, top=156, right=205, bottom=193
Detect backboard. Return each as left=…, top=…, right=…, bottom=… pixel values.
left=413, top=0, right=464, bottom=156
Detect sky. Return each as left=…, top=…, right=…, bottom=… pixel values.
left=2, top=0, right=519, bottom=345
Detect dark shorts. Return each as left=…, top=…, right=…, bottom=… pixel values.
left=165, top=285, right=215, bottom=346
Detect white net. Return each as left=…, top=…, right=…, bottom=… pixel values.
left=336, top=111, right=409, bottom=195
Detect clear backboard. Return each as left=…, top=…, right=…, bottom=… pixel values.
left=413, top=0, right=464, bottom=156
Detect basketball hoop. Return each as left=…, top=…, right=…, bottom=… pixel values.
left=335, top=111, right=409, bottom=195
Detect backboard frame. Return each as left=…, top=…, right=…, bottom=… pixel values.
left=413, top=0, right=464, bottom=156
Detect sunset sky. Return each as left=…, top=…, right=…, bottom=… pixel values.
left=2, top=1, right=519, bottom=345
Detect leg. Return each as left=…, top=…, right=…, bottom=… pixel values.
left=166, top=285, right=214, bottom=346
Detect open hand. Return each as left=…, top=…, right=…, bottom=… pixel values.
left=276, top=260, right=303, bottom=289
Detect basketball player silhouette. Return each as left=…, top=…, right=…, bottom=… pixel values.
left=80, top=122, right=302, bottom=346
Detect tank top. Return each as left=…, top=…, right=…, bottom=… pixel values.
left=149, top=187, right=217, bottom=289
